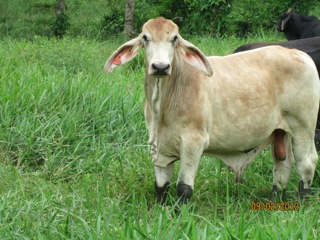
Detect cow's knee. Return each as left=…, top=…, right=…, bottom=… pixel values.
left=177, top=181, right=193, bottom=204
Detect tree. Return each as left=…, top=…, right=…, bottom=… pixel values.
left=52, top=0, right=70, bottom=38
left=124, top=0, right=135, bottom=38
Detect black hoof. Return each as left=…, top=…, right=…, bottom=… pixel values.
left=270, top=185, right=286, bottom=202
left=155, top=182, right=170, bottom=205
left=298, top=180, right=311, bottom=200
left=177, top=182, right=193, bottom=205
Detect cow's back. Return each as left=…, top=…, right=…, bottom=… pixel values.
left=229, top=46, right=317, bottom=86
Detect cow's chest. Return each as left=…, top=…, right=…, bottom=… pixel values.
left=147, top=78, right=183, bottom=164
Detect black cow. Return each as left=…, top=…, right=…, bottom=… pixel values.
left=234, top=37, right=320, bottom=149
left=277, top=9, right=320, bottom=40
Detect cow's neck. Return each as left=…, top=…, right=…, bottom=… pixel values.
left=145, top=76, right=165, bottom=162
left=151, top=77, right=161, bottom=115
left=146, top=76, right=177, bottom=112
left=146, top=61, right=197, bottom=114
left=145, top=62, right=200, bottom=161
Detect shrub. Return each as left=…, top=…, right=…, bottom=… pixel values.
left=226, top=0, right=319, bottom=37
left=100, top=10, right=124, bottom=37
left=183, top=0, right=233, bottom=36
left=51, top=12, right=70, bottom=38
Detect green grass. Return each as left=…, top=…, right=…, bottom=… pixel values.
left=1, top=34, right=320, bottom=239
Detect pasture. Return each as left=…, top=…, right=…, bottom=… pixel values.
left=1, top=34, right=320, bottom=239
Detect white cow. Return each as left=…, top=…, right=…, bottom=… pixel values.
left=105, top=17, right=320, bottom=204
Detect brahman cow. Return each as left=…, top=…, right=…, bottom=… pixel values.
left=234, top=38, right=320, bottom=149
left=277, top=9, right=320, bottom=40
left=105, top=17, right=320, bottom=204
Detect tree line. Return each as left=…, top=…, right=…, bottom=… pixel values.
left=1, top=0, right=319, bottom=40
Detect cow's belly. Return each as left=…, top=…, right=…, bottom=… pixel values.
left=206, top=107, right=281, bottom=153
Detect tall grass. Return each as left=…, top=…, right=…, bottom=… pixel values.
left=0, top=35, right=320, bottom=239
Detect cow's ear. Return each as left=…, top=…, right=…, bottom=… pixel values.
left=281, top=11, right=293, bottom=30
left=178, top=38, right=213, bottom=76
left=104, top=37, right=143, bottom=72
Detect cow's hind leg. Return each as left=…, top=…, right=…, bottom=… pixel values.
left=271, top=132, right=294, bottom=201
left=154, top=164, right=174, bottom=204
left=292, top=133, right=318, bottom=198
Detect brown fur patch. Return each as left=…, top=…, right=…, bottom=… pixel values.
left=274, top=129, right=286, bottom=161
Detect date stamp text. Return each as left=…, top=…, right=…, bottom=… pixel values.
left=251, top=201, right=300, bottom=211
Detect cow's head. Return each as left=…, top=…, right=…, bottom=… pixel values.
left=104, top=17, right=213, bottom=77
left=277, top=8, right=294, bottom=32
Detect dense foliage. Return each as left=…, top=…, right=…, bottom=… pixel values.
left=0, top=0, right=319, bottom=39
left=228, top=0, right=319, bottom=37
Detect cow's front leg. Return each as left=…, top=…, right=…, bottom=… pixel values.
left=154, top=164, right=174, bottom=204
left=177, top=133, right=205, bottom=204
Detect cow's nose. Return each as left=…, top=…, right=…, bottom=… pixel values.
left=151, top=63, right=170, bottom=75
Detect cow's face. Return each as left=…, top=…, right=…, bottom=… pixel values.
left=104, top=17, right=213, bottom=77
left=140, top=18, right=179, bottom=76
left=277, top=9, right=294, bottom=31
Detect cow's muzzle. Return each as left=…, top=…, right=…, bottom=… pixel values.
left=150, top=62, right=171, bottom=76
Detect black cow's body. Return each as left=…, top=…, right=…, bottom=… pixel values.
left=277, top=9, right=320, bottom=40
left=234, top=37, right=320, bottom=150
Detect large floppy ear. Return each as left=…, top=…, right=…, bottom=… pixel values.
left=178, top=37, right=213, bottom=76
left=104, top=37, right=143, bottom=72
left=281, top=9, right=293, bottom=30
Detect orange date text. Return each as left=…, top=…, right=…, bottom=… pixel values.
left=251, top=201, right=300, bottom=211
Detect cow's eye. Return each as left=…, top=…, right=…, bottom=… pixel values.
left=142, top=35, right=149, bottom=42
left=172, top=35, right=178, bottom=43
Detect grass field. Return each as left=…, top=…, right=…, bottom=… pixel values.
left=1, top=33, right=320, bottom=239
